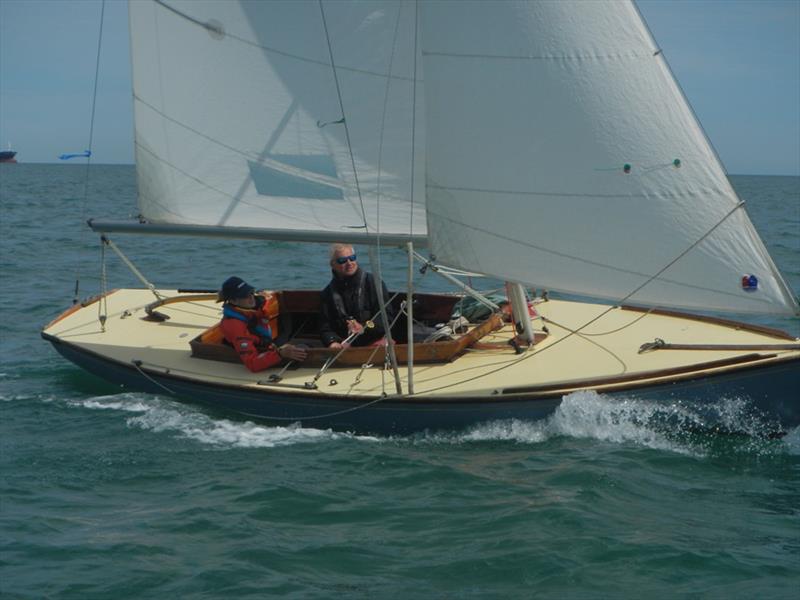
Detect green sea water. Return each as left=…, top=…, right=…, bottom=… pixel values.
left=1, top=164, right=799, bottom=598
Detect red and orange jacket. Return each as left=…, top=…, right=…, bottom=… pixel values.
left=220, top=298, right=281, bottom=373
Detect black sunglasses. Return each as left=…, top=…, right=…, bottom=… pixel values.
left=335, top=254, right=357, bottom=265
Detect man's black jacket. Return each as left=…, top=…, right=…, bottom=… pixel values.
left=319, top=268, right=394, bottom=347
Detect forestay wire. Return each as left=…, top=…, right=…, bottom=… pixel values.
left=73, top=0, right=106, bottom=304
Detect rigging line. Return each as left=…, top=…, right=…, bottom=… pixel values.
left=131, top=99, right=344, bottom=189
left=374, top=2, right=405, bottom=247
left=317, top=0, right=368, bottom=230
left=427, top=208, right=769, bottom=304
left=409, top=0, right=419, bottom=239
left=310, top=289, right=406, bottom=387
left=630, top=0, right=800, bottom=311
left=416, top=202, right=752, bottom=396
left=133, top=144, right=349, bottom=227
left=537, top=316, right=631, bottom=373
left=366, top=3, right=406, bottom=395
left=633, top=0, right=800, bottom=313
left=74, top=0, right=105, bottom=304
left=613, top=201, right=747, bottom=306
left=132, top=361, right=177, bottom=395
left=632, top=2, right=800, bottom=315
left=153, top=0, right=415, bottom=83
left=542, top=308, right=655, bottom=337
left=252, top=393, right=399, bottom=423
left=101, top=236, right=163, bottom=300
left=368, top=248, right=402, bottom=395
left=98, top=237, right=108, bottom=331
left=83, top=0, right=105, bottom=206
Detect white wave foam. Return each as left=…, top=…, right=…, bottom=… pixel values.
left=781, top=427, right=800, bottom=455
left=454, top=391, right=693, bottom=454
left=0, top=392, right=42, bottom=403
left=546, top=391, right=696, bottom=453
left=57, top=390, right=798, bottom=454
left=460, top=419, right=550, bottom=444
left=127, top=408, right=346, bottom=448
left=448, top=391, right=793, bottom=456
left=70, top=393, right=367, bottom=448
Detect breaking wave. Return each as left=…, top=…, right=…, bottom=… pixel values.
left=55, top=390, right=797, bottom=455
left=68, top=393, right=376, bottom=448
left=443, top=391, right=795, bottom=456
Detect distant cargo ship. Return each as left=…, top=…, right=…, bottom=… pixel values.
left=0, top=150, right=17, bottom=163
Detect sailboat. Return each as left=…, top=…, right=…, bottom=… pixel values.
left=42, top=0, right=799, bottom=435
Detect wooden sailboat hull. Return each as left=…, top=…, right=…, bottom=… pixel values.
left=42, top=289, right=800, bottom=435
left=44, top=330, right=798, bottom=434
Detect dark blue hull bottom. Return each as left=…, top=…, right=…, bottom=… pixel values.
left=46, top=336, right=799, bottom=436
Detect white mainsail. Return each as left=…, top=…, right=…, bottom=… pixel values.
left=129, top=0, right=425, bottom=238
left=126, top=0, right=797, bottom=317
left=421, top=0, right=798, bottom=316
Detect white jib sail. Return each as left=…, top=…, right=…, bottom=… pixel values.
left=129, top=0, right=426, bottom=239
left=421, top=0, right=798, bottom=316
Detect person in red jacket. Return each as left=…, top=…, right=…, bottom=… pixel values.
left=218, top=276, right=307, bottom=372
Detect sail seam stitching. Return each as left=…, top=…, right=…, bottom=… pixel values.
left=428, top=182, right=729, bottom=201
left=154, top=0, right=415, bottom=82
left=422, top=51, right=652, bottom=61
left=133, top=95, right=344, bottom=189
left=134, top=143, right=356, bottom=227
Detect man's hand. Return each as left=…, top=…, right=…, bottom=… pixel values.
left=346, top=319, right=364, bottom=335
left=279, top=344, right=308, bottom=361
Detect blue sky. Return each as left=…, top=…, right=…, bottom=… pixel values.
left=1, top=0, right=798, bottom=175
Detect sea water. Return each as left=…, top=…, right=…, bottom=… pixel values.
left=1, top=164, right=799, bottom=598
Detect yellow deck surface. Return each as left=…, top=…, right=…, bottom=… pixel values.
left=44, top=289, right=800, bottom=399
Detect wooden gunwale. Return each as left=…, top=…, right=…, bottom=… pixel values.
left=43, top=289, right=119, bottom=329
left=621, top=304, right=799, bottom=341
left=144, top=293, right=218, bottom=318
left=500, top=352, right=781, bottom=396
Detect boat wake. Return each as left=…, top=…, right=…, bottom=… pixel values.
left=451, top=391, right=793, bottom=456
left=49, top=390, right=798, bottom=455
left=69, top=393, right=371, bottom=448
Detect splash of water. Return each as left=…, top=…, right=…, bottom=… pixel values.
left=448, top=391, right=791, bottom=456
left=451, top=391, right=692, bottom=454
left=57, top=390, right=796, bottom=455
left=69, top=393, right=375, bottom=448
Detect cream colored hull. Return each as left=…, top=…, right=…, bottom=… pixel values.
left=42, top=289, right=800, bottom=434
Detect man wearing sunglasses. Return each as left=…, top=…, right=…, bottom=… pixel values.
left=319, top=244, right=394, bottom=349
